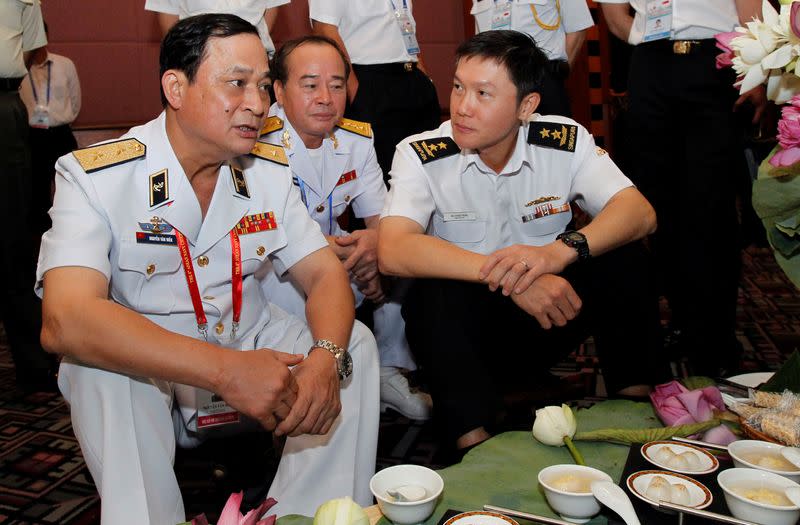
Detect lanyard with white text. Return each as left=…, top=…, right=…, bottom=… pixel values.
left=28, top=61, right=51, bottom=106
left=175, top=229, right=242, bottom=340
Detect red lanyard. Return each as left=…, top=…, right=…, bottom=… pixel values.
left=175, top=229, right=242, bottom=340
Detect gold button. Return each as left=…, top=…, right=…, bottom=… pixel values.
left=214, top=322, right=224, bottom=335
left=344, top=195, right=351, bottom=202
left=146, top=264, right=156, bottom=275
left=197, top=255, right=209, bottom=267
left=203, top=295, right=215, bottom=300
left=256, top=246, right=266, bottom=256
left=315, top=204, right=325, bottom=213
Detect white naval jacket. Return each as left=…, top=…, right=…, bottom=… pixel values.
left=382, top=115, right=633, bottom=254
left=36, top=112, right=328, bottom=425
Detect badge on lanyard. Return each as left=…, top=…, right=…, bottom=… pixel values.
left=196, top=390, right=240, bottom=430
left=643, top=0, right=672, bottom=42
left=29, top=61, right=52, bottom=129
left=491, top=0, right=513, bottom=30
left=391, top=0, right=421, bottom=56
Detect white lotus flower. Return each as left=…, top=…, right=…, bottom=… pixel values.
left=768, top=70, right=800, bottom=103
left=532, top=404, right=577, bottom=446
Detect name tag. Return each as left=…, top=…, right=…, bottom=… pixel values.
left=443, top=211, right=477, bottom=222
left=196, top=389, right=240, bottom=429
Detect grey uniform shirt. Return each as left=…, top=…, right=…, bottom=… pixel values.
left=382, top=116, right=632, bottom=253
left=471, top=0, right=593, bottom=61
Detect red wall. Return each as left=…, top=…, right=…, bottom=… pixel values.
left=41, top=0, right=464, bottom=129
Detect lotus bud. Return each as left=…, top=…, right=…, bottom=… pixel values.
left=313, top=497, right=370, bottom=525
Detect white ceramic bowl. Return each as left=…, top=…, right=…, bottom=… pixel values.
left=537, top=464, right=613, bottom=524
left=718, top=467, right=800, bottom=525
left=728, top=440, right=800, bottom=482
left=370, top=464, right=444, bottom=525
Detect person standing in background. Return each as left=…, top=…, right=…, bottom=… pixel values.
left=20, top=22, right=81, bottom=235
left=145, top=0, right=290, bottom=56
left=470, top=0, right=593, bottom=116
left=0, top=0, right=55, bottom=393
left=596, top=0, right=765, bottom=376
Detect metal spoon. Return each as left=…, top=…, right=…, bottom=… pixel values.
left=780, top=446, right=800, bottom=469
left=385, top=484, right=427, bottom=502
left=590, top=480, right=641, bottom=525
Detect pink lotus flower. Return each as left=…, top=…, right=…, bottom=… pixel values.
left=650, top=380, right=738, bottom=446
left=791, top=2, right=800, bottom=40
left=771, top=94, right=800, bottom=167
left=188, top=493, right=278, bottom=525
left=715, top=31, right=739, bottom=70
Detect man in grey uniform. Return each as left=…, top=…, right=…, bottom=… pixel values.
left=1, top=0, right=55, bottom=392
left=37, top=14, right=378, bottom=524
left=260, top=35, right=431, bottom=420
left=379, top=30, right=667, bottom=459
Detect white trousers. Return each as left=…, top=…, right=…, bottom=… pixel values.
left=58, top=318, right=379, bottom=524
left=261, top=269, right=415, bottom=370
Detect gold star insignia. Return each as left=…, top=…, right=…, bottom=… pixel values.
left=539, top=128, right=550, bottom=138
left=552, top=130, right=562, bottom=140
left=428, top=143, right=438, bottom=152
left=596, top=147, right=607, bottom=156
left=438, top=141, right=448, bottom=149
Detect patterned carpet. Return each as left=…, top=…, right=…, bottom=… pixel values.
left=0, top=246, right=798, bottom=523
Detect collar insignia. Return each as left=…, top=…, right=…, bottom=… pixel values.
left=281, top=129, right=292, bottom=149
left=409, top=137, right=460, bottom=164
left=528, top=122, right=578, bottom=152
left=149, top=169, right=169, bottom=208
left=231, top=167, right=250, bottom=199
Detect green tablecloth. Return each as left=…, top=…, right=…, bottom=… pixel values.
left=279, top=400, right=661, bottom=525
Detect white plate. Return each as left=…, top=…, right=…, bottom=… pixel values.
left=627, top=470, right=713, bottom=510
left=726, top=372, right=774, bottom=388
left=641, top=441, right=719, bottom=475
left=444, top=511, right=519, bottom=525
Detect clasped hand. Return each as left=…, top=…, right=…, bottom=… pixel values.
left=333, top=229, right=384, bottom=302
left=479, top=243, right=568, bottom=296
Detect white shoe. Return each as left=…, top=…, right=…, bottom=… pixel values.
left=379, top=367, right=432, bottom=421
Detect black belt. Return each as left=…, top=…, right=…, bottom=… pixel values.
left=352, top=62, right=418, bottom=74
left=0, top=77, right=23, bottom=91
left=640, top=38, right=716, bottom=55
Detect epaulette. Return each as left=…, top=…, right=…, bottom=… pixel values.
left=72, top=138, right=146, bottom=173
left=250, top=142, right=289, bottom=166
left=336, top=118, right=372, bottom=138
left=259, top=116, right=284, bottom=137
left=527, top=122, right=578, bottom=153
left=408, top=137, right=459, bottom=164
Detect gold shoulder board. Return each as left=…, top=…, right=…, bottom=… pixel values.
left=251, top=142, right=289, bottom=166
left=259, top=116, right=284, bottom=137
left=72, top=138, right=147, bottom=173
left=336, top=118, right=372, bottom=138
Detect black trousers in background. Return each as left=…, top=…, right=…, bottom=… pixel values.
left=0, top=90, right=51, bottom=386
left=624, top=40, right=743, bottom=376
left=29, top=124, right=77, bottom=234
left=402, top=243, right=670, bottom=445
left=347, top=63, right=441, bottom=179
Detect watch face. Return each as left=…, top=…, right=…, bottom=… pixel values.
left=339, top=351, right=353, bottom=380
left=564, top=231, right=585, bottom=243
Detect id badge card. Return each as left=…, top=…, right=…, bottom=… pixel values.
left=491, top=0, right=513, bottom=30
left=395, top=9, right=421, bottom=55
left=31, top=104, right=50, bottom=129
left=642, top=0, right=672, bottom=42
left=196, top=389, right=240, bottom=429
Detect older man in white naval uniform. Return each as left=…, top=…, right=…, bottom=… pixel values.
left=259, top=35, right=431, bottom=420
left=36, top=14, right=378, bottom=524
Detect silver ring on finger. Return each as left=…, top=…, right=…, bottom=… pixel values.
left=520, top=258, right=529, bottom=271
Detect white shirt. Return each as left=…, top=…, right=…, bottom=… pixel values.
left=382, top=116, right=631, bottom=253
left=144, top=0, right=289, bottom=54
left=309, top=0, right=419, bottom=64
left=261, top=104, right=387, bottom=236
left=37, top=111, right=327, bottom=350
left=471, top=0, right=593, bottom=61
left=0, top=0, right=46, bottom=78
left=593, top=0, right=739, bottom=44
left=20, top=52, right=81, bottom=127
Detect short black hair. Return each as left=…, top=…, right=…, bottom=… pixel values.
left=158, top=13, right=260, bottom=106
left=270, top=35, right=350, bottom=85
left=455, top=30, right=549, bottom=104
